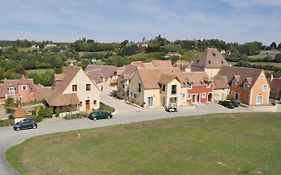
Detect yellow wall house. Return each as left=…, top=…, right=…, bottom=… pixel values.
left=129, top=67, right=188, bottom=108
left=216, top=66, right=270, bottom=105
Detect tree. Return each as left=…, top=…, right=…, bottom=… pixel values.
left=5, top=97, right=15, bottom=110
left=277, top=43, right=281, bottom=50
left=270, top=42, right=277, bottom=49
left=274, top=54, right=281, bottom=63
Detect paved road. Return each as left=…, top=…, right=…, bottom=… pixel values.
left=0, top=99, right=266, bottom=175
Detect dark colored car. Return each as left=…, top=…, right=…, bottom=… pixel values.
left=218, top=101, right=236, bottom=109
left=232, top=99, right=240, bottom=107
left=89, top=111, right=113, bottom=121
left=165, top=105, right=178, bottom=112
left=13, top=118, right=37, bottom=131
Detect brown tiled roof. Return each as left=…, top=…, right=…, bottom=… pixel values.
left=213, top=75, right=230, bottom=89
left=217, top=66, right=264, bottom=88
left=13, top=107, right=28, bottom=118
left=85, top=65, right=117, bottom=84
left=182, top=72, right=212, bottom=87
left=137, top=67, right=184, bottom=89
left=269, top=78, right=281, bottom=91
left=158, top=74, right=178, bottom=85
left=35, top=86, right=53, bottom=101
left=152, top=60, right=173, bottom=67
left=46, top=66, right=85, bottom=106
left=0, top=76, right=35, bottom=98
left=47, top=93, right=79, bottom=106
left=192, top=48, right=229, bottom=68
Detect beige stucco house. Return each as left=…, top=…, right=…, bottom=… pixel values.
left=46, top=66, right=100, bottom=116
left=129, top=67, right=188, bottom=108
left=117, top=60, right=174, bottom=101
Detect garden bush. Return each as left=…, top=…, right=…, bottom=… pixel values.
left=0, top=119, right=14, bottom=127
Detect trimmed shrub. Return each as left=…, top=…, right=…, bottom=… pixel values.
left=29, top=115, right=43, bottom=122
left=64, top=114, right=83, bottom=120
left=0, top=119, right=14, bottom=127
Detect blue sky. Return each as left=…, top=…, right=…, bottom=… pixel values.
left=0, top=0, right=280, bottom=44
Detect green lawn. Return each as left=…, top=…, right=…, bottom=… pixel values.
left=99, top=102, right=115, bottom=113
left=6, top=113, right=281, bottom=175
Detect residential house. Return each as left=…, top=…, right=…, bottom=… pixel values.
left=129, top=67, right=188, bottom=108
left=183, top=72, right=213, bottom=104
left=117, top=60, right=173, bottom=101
left=191, top=48, right=229, bottom=77
left=0, top=76, right=40, bottom=104
left=268, top=76, right=281, bottom=101
left=216, top=66, right=270, bottom=105
left=45, top=66, right=100, bottom=116
left=85, top=65, right=118, bottom=91
left=117, top=64, right=139, bottom=100
left=212, top=75, right=230, bottom=102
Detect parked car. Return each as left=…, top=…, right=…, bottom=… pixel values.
left=89, top=111, right=113, bottom=121
left=165, top=105, right=178, bottom=112
left=232, top=99, right=240, bottom=107
left=218, top=101, right=236, bottom=109
left=13, top=118, right=37, bottom=131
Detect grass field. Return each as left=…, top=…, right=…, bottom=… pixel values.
left=6, top=113, right=281, bottom=175
left=26, top=69, right=52, bottom=75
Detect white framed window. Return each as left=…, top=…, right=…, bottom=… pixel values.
left=187, top=84, right=192, bottom=89
left=202, top=93, right=206, bottom=98
left=187, top=94, right=191, bottom=99
left=182, top=93, right=185, bottom=98
left=262, top=84, right=268, bottom=92
left=22, top=85, right=27, bottom=91
left=206, top=83, right=211, bottom=88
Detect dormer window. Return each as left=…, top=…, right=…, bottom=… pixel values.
left=187, top=83, right=192, bottom=89
left=8, top=87, right=16, bottom=94
left=221, top=61, right=224, bottom=64
left=208, top=60, right=211, bottom=64
left=231, top=80, right=237, bottom=87
left=206, top=83, right=211, bottom=88
left=212, top=53, right=216, bottom=56
left=243, top=82, right=250, bottom=89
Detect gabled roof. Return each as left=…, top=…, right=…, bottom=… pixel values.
left=137, top=67, right=184, bottom=89
left=46, top=66, right=83, bottom=106
left=182, top=72, right=212, bottom=87
left=14, top=107, right=28, bottom=118
left=151, top=60, right=173, bottom=67
left=192, top=48, right=229, bottom=68
left=216, top=66, right=264, bottom=88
